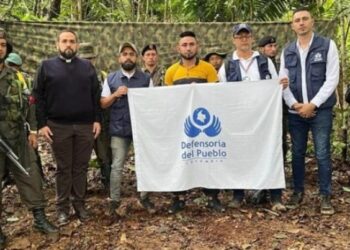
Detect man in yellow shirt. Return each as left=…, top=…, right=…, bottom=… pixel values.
left=164, top=32, right=218, bottom=86
left=165, top=31, right=223, bottom=213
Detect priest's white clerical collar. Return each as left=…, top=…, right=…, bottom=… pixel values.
left=59, top=55, right=74, bottom=63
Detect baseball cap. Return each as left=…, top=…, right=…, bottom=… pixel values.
left=232, top=23, right=252, bottom=35
left=119, top=42, right=138, bottom=54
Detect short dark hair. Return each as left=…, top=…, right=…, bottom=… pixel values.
left=179, top=31, right=196, bottom=39
left=293, top=7, right=312, bottom=17
left=57, top=29, right=78, bottom=42
left=0, top=30, right=13, bottom=56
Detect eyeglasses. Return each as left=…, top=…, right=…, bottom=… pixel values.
left=234, top=35, right=252, bottom=40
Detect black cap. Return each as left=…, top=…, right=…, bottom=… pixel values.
left=258, top=36, right=277, bottom=47
left=203, top=52, right=226, bottom=62
left=141, top=44, right=157, bottom=56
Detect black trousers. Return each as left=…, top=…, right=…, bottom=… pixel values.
left=48, top=121, right=94, bottom=212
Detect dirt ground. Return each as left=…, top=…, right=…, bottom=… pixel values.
left=2, top=142, right=350, bottom=250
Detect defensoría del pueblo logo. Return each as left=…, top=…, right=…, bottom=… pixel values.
left=182, top=107, right=226, bottom=162
left=184, top=107, right=221, bottom=138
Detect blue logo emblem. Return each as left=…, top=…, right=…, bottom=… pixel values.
left=184, top=107, right=221, bottom=138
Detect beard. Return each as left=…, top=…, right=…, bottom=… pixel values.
left=121, top=61, right=136, bottom=71
left=59, top=48, right=77, bottom=59
left=180, top=52, right=197, bottom=60
left=0, top=56, right=5, bottom=64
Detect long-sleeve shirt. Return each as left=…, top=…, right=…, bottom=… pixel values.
left=33, top=56, right=101, bottom=129
left=280, top=34, right=339, bottom=109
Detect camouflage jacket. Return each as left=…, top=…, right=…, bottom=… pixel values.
left=142, top=65, right=165, bottom=87
left=0, top=66, right=34, bottom=140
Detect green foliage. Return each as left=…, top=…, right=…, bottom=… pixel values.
left=0, top=0, right=346, bottom=23
left=182, top=0, right=290, bottom=21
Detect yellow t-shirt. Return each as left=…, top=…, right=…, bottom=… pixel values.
left=165, top=59, right=218, bottom=85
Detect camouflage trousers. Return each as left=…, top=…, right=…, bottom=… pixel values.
left=0, top=137, right=46, bottom=214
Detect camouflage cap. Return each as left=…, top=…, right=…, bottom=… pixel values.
left=5, top=52, right=22, bottom=66
left=203, top=52, right=226, bottom=61
left=233, top=23, right=252, bottom=35
left=78, top=42, right=96, bottom=59
left=119, top=42, right=138, bottom=55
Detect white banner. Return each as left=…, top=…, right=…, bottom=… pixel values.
left=128, top=80, right=285, bottom=191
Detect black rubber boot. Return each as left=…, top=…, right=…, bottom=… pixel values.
left=101, top=164, right=111, bottom=191
left=0, top=227, right=6, bottom=250
left=32, top=208, right=59, bottom=234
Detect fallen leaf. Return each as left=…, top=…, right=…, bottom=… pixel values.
left=342, top=186, right=350, bottom=192
left=256, top=212, right=265, bottom=218
left=120, top=233, right=127, bottom=244
left=9, top=237, right=31, bottom=249
left=47, top=232, right=60, bottom=243
left=286, top=229, right=300, bottom=234
left=59, top=228, right=73, bottom=237
left=6, top=216, right=19, bottom=222
left=323, top=241, right=333, bottom=248
left=262, top=208, right=279, bottom=217
left=274, top=233, right=288, bottom=239
left=241, top=243, right=252, bottom=249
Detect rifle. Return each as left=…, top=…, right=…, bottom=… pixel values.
left=0, top=136, right=29, bottom=176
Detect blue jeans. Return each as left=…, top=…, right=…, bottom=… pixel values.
left=110, top=136, right=132, bottom=202
left=288, top=108, right=333, bottom=195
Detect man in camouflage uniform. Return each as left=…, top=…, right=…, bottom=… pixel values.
left=5, top=52, right=46, bottom=180
left=141, top=44, right=164, bottom=87
left=139, top=44, right=166, bottom=212
left=0, top=30, right=58, bottom=248
left=79, top=42, right=111, bottom=192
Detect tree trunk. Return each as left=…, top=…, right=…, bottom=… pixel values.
left=48, top=0, right=61, bottom=20
left=136, top=0, right=141, bottom=21
left=77, top=0, right=83, bottom=20
left=163, top=0, right=167, bottom=21
left=33, top=0, right=40, bottom=16
left=145, top=0, right=149, bottom=21
left=72, top=0, right=83, bottom=21
left=132, top=0, right=138, bottom=21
